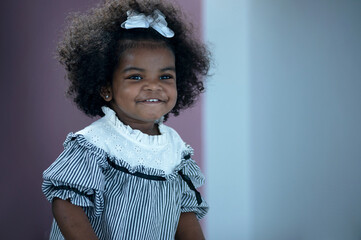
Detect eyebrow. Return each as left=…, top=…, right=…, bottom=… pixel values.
left=161, top=67, right=176, bottom=72
left=122, top=67, right=145, bottom=73
left=122, top=66, right=176, bottom=73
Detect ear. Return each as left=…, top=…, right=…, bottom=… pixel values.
left=100, top=86, right=112, bottom=102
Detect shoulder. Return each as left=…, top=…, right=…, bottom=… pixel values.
left=72, top=116, right=116, bottom=155
left=160, top=124, right=182, bottom=140
left=161, top=124, right=185, bottom=144
left=76, top=117, right=108, bottom=137
left=160, top=124, right=193, bottom=156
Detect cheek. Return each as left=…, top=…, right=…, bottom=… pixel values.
left=170, top=89, right=178, bottom=108
left=174, top=90, right=178, bottom=101
left=170, top=86, right=178, bottom=101
left=114, top=86, right=134, bottom=100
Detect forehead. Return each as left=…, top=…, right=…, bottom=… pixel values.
left=118, top=40, right=174, bottom=55
left=117, top=44, right=175, bottom=68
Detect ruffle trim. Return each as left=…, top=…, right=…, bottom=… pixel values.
left=101, top=106, right=168, bottom=146
left=42, top=180, right=104, bottom=217
left=181, top=206, right=209, bottom=220
left=63, top=133, right=201, bottom=183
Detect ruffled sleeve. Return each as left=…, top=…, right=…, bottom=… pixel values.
left=42, top=133, right=107, bottom=218
left=178, top=153, right=209, bottom=220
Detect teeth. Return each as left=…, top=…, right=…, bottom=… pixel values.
left=146, top=99, right=159, bottom=102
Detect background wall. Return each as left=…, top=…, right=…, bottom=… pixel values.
left=204, top=0, right=361, bottom=239
left=2, top=0, right=361, bottom=239
left=0, top=0, right=203, bottom=239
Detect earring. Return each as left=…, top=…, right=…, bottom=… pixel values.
left=105, top=95, right=109, bottom=99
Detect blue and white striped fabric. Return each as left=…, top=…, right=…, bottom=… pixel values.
left=42, top=131, right=208, bottom=239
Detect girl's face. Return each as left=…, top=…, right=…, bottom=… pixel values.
left=102, top=45, right=177, bottom=133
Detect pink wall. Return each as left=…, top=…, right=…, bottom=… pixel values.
left=168, top=0, right=204, bottom=169
left=0, top=0, right=203, bottom=239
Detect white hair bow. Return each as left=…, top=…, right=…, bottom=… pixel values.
left=121, top=10, right=175, bottom=38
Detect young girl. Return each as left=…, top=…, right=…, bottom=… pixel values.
left=42, top=0, right=210, bottom=239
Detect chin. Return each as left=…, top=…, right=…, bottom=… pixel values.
left=141, top=113, right=165, bottom=122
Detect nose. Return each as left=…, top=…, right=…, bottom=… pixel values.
left=144, top=77, right=162, bottom=91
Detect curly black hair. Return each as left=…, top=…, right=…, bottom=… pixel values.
left=57, top=0, right=210, bottom=120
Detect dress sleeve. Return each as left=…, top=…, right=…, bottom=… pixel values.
left=42, top=134, right=106, bottom=218
left=179, top=154, right=209, bottom=220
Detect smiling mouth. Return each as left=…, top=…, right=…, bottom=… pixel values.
left=138, top=98, right=164, bottom=103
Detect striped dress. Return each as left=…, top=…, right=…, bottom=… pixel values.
left=42, top=107, right=208, bottom=240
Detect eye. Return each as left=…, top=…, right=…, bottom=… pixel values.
left=127, top=75, right=142, bottom=80
left=160, top=75, right=174, bottom=80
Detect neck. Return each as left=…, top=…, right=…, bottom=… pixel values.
left=118, top=115, right=160, bottom=136
left=109, top=103, right=161, bottom=136
left=137, top=123, right=160, bottom=136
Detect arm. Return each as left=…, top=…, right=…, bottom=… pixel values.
left=175, top=212, right=205, bottom=240
left=52, top=198, right=98, bottom=240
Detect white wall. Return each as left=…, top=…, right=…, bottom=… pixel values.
left=204, top=0, right=251, bottom=238
left=204, top=1, right=361, bottom=239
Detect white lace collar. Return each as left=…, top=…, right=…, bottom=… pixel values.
left=76, top=106, right=187, bottom=174
left=101, top=106, right=168, bottom=146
